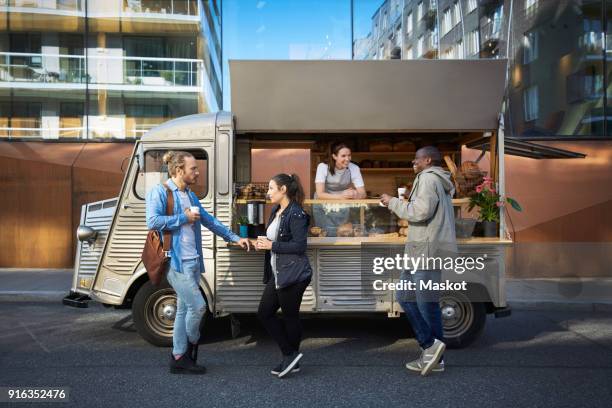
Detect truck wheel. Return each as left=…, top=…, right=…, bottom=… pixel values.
left=439, top=291, right=486, bottom=349
left=132, top=280, right=208, bottom=347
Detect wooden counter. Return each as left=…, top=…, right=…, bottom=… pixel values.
left=235, top=198, right=471, bottom=205
left=227, top=236, right=513, bottom=248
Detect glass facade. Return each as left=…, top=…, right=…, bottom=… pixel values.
left=352, top=0, right=612, bottom=138
left=0, top=0, right=222, bottom=140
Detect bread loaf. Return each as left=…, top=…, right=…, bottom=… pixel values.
left=393, top=141, right=416, bottom=152
left=337, top=223, right=354, bottom=237
left=370, top=141, right=393, bottom=152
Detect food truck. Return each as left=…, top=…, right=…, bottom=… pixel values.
left=64, top=59, right=530, bottom=348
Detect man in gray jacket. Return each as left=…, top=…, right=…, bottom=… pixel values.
left=380, top=146, right=457, bottom=376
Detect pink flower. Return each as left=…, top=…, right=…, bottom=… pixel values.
left=476, top=185, right=483, bottom=193
left=489, top=188, right=496, bottom=194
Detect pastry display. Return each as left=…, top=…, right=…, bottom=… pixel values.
left=336, top=223, right=354, bottom=237
left=310, top=226, right=322, bottom=236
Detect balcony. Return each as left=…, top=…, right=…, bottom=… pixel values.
left=479, top=18, right=502, bottom=57
left=0, top=0, right=198, bottom=17
left=0, top=0, right=84, bottom=13
left=0, top=52, right=204, bottom=91
left=0, top=117, right=163, bottom=139
left=123, top=0, right=197, bottom=16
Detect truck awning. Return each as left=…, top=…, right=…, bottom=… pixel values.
left=229, top=59, right=507, bottom=133
left=465, top=136, right=587, bottom=159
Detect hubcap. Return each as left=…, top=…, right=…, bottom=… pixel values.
left=145, top=290, right=176, bottom=337
left=439, top=294, right=473, bottom=338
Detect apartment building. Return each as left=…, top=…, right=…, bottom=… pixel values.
left=0, top=0, right=221, bottom=140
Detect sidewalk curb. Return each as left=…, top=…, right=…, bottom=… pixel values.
left=508, top=301, right=612, bottom=312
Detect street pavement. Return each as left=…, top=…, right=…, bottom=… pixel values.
left=1, top=300, right=612, bottom=408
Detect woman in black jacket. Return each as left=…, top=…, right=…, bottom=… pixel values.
left=255, top=173, right=312, bottom=379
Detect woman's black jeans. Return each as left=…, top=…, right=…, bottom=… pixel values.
left=257, top=278, right=311, bottom=356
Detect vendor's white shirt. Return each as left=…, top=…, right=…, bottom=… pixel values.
left=314, top=162, right=365, bottom=188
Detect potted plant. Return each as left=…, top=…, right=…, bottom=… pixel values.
left=468, top=176, right=522, bottom=237
left=235, top=213, right=249, bottom=238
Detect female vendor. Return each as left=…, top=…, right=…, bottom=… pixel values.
left=314, top=141, right=366, bottom=199
left=313, top=142, right=366, bottom=235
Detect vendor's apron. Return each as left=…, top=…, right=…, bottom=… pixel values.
left=313, top=166, right=354, bottom=236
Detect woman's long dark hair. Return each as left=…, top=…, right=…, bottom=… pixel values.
left=272, top=173, right=305, bottom=207
left=327, top=141, right=351, bottom=176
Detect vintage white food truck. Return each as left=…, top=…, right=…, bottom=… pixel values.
left=63, top=59, right=562, bottom=348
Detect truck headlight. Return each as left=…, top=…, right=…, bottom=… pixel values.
left=77, top=225, right=98, bottom=243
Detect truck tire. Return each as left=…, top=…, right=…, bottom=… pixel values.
left=439, top=291, right=486, bottom=349
left=132, top=280, right=208, bottom=347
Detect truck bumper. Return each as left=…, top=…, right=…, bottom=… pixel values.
left=493, top=306, right=512, bottom=318
left=62, top=291, right=90, bottom=308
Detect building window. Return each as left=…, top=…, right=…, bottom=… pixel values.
left=523, top=86, right=539, bottom=122
left=417, top=35, right=425, bottom=57
left=406, top=12, right=413, bottom=35
left=525, top=0, right=538, bottom=17
left=405, top=46, right=414, bottom=60
left=442, top=8, right=452, bottom=35
left=457, top=39, right=464, bottom=59
left=523, top=30, right=538, bottom=64
left=396, top=26, right=403, bottom=48
left=467, top=29, right=479, bottom=56
left=581, top=18, right=602, bottom=52
left=453, top=1, right=461, bottom=27
left=417, top=1, right=424, bottom=20
left=466, top=0, right=477, bottom=14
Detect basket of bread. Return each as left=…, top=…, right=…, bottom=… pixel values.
left=443, top=156, right=487, bottom=198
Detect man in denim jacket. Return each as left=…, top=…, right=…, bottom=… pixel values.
left=146, top=151, right=251, bottom=374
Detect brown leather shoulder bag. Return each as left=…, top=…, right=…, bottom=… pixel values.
left=141, top=183, right=174, bottom=286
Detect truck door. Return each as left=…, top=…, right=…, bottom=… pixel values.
left=90, top=141, right=215, bottom=305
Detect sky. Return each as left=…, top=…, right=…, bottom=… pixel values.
left=221, top=0, right=384, bottom=109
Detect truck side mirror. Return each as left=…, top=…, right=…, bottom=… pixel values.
left=136, top=143, right=145, bottom=172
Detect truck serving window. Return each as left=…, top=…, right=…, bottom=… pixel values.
left=134, top=150, right=209, bottom=199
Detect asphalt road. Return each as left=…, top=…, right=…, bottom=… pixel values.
left=1, top=301, right=611, bottom=408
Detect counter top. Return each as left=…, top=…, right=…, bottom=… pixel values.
left=234, top=198, right=471, bottom=205
left=227, top=236, right=513, bottom=248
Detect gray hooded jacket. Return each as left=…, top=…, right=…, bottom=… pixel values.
left=388, top=166, right=458, bottom=263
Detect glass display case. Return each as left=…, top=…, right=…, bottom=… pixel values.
left=232, top=197, right=475, bottom=243
left=304, top=199, right=400, bottom=240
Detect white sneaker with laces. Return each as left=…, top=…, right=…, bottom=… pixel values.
left=421, top=339, right=446, bottom=376
left=405, top=357, right=445, bottom=373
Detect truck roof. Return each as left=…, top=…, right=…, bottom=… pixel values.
left=229, top=59, right=507, bottom=134
left=141, top=111, right=230, bottom=143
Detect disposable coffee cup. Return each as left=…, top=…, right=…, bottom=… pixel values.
left=397, top=187, right=407, bottom=198
left=190, top=206, right=200, bottom=214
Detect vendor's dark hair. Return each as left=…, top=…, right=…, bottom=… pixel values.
left=328, top=141, right=351, bottom=176
left=271, top=173, right=305, bottom=206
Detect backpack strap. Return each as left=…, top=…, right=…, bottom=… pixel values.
left=162, top=183, right=174, bottom=252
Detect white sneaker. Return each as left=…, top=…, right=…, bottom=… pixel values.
left=405, top=357, right=445, bottom=373
left=421, top=339, right=446, bottom=377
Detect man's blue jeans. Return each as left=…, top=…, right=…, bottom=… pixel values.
left=167, top=258, right=206, bottom=356
left=397, top=270, right=444, bottom=350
